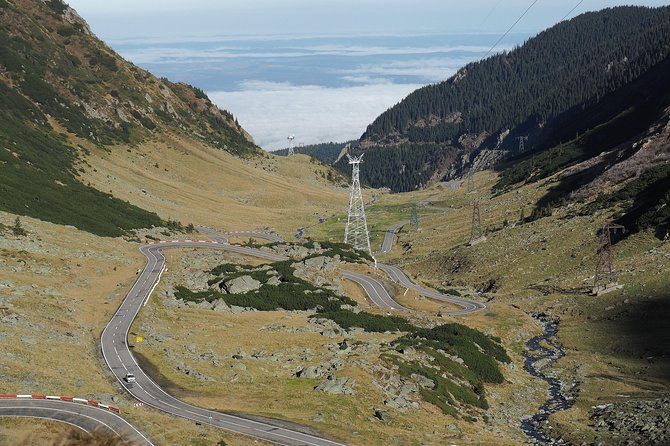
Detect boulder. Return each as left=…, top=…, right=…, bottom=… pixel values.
left=211, top=299, right=231, bottom=312
left=296, top=365, right=323, bottom=379
left=374, top=408, right=393, bottom=423
left=223, top=275, right=261, bottom=294
left=411, top=373, right=435, bottom=389
left=266, top=276, right=282, bottom=286
left=303, top=256, right=340, bottom=274
left=314, top=375, right=355, bottom=395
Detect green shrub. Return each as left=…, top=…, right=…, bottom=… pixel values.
left=45, top=0, right=67, bottom=15
left=57, top=25, right=77, bottom=37
left=314, top=310, right=413, bottom=333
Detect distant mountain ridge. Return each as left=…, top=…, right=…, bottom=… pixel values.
left=350, top=6, right=670, bottom=192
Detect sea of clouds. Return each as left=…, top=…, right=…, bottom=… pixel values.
left=112, top=34, right=522, bottom=150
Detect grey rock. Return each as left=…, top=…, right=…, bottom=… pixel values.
left=211, top=299, right=231, bottom=312
left=399, top=346, right=416, bottom=355
left=231, top=362, right=247, bottom=371
left=232, top=350, right=248, bottom=359
left=21, top=337, right=37, bottom=346
left=224, top=275, right=262, bottom=294
left=412, top=373, right=435, bottom=389
left=266, top=276, right=282, bottom=286
left=374, top=408, right=393, bottom=423
left=297, top=365, right=323, bottom=379
left=314, top=375, right=355, bottom=395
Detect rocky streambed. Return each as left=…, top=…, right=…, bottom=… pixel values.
left=521, top=314, right=576, bottom=445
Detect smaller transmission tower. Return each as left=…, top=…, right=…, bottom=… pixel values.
left=287, top=134, right=295, bottom=156
left=467, top=171, right=475, bottom=193
left=469, top=200, right=485, bottom=245
left=516, top=136, right=528, bottom=154
left=592, top=223, right=625, bottom=295
left=344, top=154, right=372, bottom=255
left=410, top=204, right=420, bottom=230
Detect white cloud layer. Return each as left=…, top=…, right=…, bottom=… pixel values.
left=117, top=43, right=492, bottom=66
left=208, top=81, right=423, bottom=151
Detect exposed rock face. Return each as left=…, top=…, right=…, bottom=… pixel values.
left=296, top=365, right=323, bottom=379
left=267, top=245, right=310, bottom=259
left=314, top=374, right=356, bottom=395
left=293, top=255, right=341, bottom=286
left=223, top=275, right=261, bottom=294
left=590, top=398, right=670, bottom=445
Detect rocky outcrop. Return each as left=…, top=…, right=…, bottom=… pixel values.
left=222, top=275, right=262, bottom=294
left=314, top=374, right=356, bottom=395
left=296, top=365, right=323, bottom=379
left=590, top=398, right=670, bottom=445
left=293, top=255, right=341, bottom=286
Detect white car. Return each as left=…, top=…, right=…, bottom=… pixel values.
left=124, top=373, right=136, bottom=383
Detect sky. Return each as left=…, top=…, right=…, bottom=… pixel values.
left=67, top=1, right=669, bottom=40
left=66, top=1, right=669, bottom=150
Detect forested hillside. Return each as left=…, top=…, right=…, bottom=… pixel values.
left=354, top=6, right=670, bottom=192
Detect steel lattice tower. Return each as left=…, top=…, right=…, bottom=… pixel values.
left=516, top=136, right=528, bottom=154
left=467, top=171, right=475, bottom=193
left=593, top=223, right=625, bottom=294
left=344, top=154, right=371, bottom=255
left=287, top=135, right=295, bottom=156
left=410, top=204, right=420, bottom=230
left=469, top=200, right=484, bottom=245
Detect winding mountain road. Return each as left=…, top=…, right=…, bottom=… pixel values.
left=0, top=398, right=153, bottom=444
left=377, top=264, right=486, bottom=315
left=101, top=240, right=344, bottom=446
left=340, top=270, right=408, bottom=311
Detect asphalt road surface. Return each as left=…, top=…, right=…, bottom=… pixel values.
left=195, top=226, right=283, bottom=244
left=0, top=398, right=153, bottom=445
left=340, top=270, right=409, bottom=311
left=375, top=221, right=408, bottom=255
left=378, top=264, right=486, bottom=315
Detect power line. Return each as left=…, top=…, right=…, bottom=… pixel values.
left=485, top=0, right=541, bottom=58
left=559, top=0, right=586, bottom=23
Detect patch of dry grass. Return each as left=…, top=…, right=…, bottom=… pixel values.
left=79, top=134, right=348, bottom=239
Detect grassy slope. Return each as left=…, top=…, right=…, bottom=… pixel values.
left=0, top=87, right=163, bottom=237
left=79, top=139, right=348, bottom=239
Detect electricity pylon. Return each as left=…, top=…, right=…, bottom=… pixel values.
left=592, top=223, right=625, bottom=295
left=516, top=136, right=528, bottom=154
left=344, top=154, right=371, bottom=255
left=410, top=204, right=420, bottom=230
left=467, top=171, right=475, bottom=193
left=287, top=134, right=295, bottom=156
left=469, top=200, right=485, bottom=245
